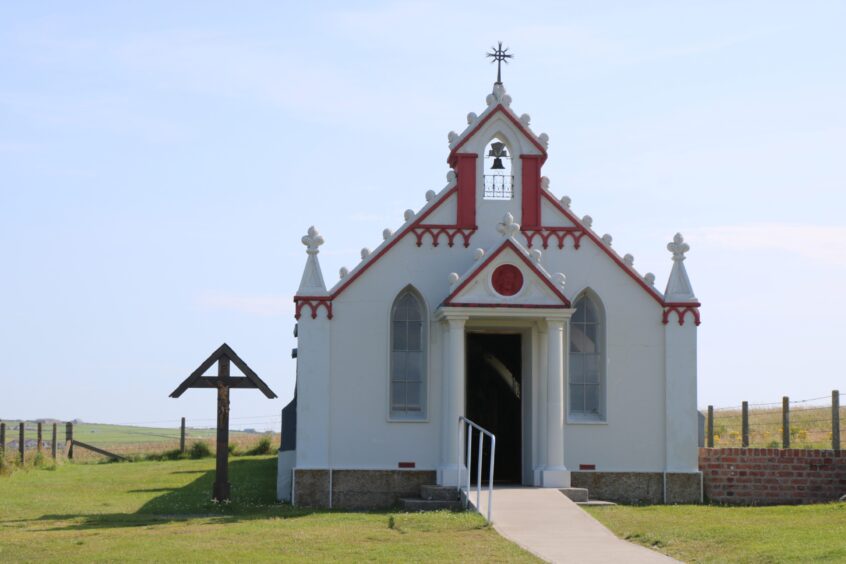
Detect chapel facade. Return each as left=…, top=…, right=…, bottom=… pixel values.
left=277, top=78, right=702, bottom=508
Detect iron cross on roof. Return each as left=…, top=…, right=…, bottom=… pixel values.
left=486, top=41, right=513, bottom=84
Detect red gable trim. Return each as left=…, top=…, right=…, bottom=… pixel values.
left=327, top=186, right=460, bottom=300
left=448, top=105, right=548, bottom=167
left=539, top=190, right=667, bottom=307
left=443, top=239, right=570, bottom=307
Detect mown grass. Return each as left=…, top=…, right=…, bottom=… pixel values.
left=586, top=503, right=846, bottom=562
left=0, top=456, right=539, bottom=562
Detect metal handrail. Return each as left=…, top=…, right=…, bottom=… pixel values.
left=458, top=416, right=496, bottom=522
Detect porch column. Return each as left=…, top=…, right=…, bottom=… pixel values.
left=438, top=314, right=468, bottom=486
left=542, top=317, right=570, bottom=487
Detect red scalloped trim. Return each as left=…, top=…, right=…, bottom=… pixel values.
left=412, top=225, right=476, bottom=248
left=522, top=227, right=586, bottom=250
left=294, top=297, right=333, bottom=320
left=662, top=303, right=701, bottom=326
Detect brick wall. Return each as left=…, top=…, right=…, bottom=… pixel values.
left=700, top=447, right=846, bottom=505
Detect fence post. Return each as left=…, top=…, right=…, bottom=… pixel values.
left=782, top=396, right=790, bottom=449
left=180, top=417, right=186, bottom=454
left=0, top=422, right=5, bottom=459
left=19, top=422, right=25, bottom=463
left=37, top=422, right=43, bottom=454
left=831, top=390, right=840, bottom=452
left=51, top=423, right=57, bottom=459
left=707, top=405, right=714, bottom=447
left=741, top=401, right=749, bottom=448
left=66, top=422, right=74, bottom=460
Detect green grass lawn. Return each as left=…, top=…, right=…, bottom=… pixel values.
left=586, top=503, right=846, bottom=562
left=0, top=456, right=538, bottom=562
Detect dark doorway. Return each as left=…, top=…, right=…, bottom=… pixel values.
left=466, top=332, right=522, bottom=484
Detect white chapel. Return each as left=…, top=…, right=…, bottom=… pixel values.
left=277, top=64, right=702, bottom=508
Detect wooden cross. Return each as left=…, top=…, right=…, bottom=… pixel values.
left=170, top=343, right=277, bottom=502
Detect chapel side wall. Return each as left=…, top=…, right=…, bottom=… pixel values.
left=325, top=236, right=473, bottom=471
left=543, top=240, right=669, bottom=472
left=294, top=314, right=331, bottom=469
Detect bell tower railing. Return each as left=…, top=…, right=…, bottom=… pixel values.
left=483, top=175, right=514, bottom=200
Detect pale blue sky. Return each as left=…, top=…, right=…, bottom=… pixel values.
left=1, top=1, right=844, bottom=429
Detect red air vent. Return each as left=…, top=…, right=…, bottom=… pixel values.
left=579, top=464, right=596, bottom=471
left=398, top=462, right=415, bottom=469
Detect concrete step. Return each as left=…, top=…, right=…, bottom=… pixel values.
left=399, top=498, right=463, bottom=512
left=420, top=484, right=460, bottom=501
left=576, top=500, right=616, bottom=507
left=559, top=487, right=590, bottom=503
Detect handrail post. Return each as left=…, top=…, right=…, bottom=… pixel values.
left=465, top=426, right=472, bottom=507
left=476, top=430, right=483, bottom=509
left=488, top=436, right=496, bottom=523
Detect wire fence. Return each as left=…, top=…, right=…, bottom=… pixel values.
left=705, top=390, right=842, bottom=450
left=0, top=415, right=282, bottom=464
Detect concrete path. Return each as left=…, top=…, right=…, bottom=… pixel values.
left=471, top=487, right=677, bottom=564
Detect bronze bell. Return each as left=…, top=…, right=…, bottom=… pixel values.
left=488, top=142, right=508, bottom=170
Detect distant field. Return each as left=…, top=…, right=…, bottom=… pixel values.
left=709, top=405, right=845, bottom=450
left=1, top=421, right=279, bottom=462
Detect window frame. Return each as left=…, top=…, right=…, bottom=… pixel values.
left=387, top=287, right=429, bottom=422
left=567, top=291, right=607, bottom=424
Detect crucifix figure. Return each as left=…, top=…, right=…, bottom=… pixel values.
left=170, top=343, right=277, bottom=502
left=486, top=41, right=514, bottom=84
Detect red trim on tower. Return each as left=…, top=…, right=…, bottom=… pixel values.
left=662, top=303, right=701, bottom=326
left=520, top=155, right=542, bottom=228
left=455, top=153, right=477, bottom=228
left=447, top=105, right=548, bottom=167
left=294, top=296, right=333, bottom=320
left=443, top=239, right=570, bottom=307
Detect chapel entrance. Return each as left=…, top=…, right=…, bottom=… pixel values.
left=466, top=332, right=522, bottom=484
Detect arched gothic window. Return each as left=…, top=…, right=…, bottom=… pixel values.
left=390, top=289, right=427, bottom=419
left=569, top=293, right=604, bottom=419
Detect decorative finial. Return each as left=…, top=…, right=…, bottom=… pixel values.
left=473, top=248, right=486, bottom=261
left=667, top=232, right=690, bottom=262
left=553, top=273, right=566, bottom=287
left=425, top=189, right=436, bottom=202
left=382, top=228, right=393, bottom=241
left=560, top=195, right=571, bottom=209
left=339, top=267, right=349, bottom=279
left=582, top=215, right=593, bottom=228
left=496, top=212, right=520, bottom=238
left=540, top=176, right=550, bottom=191
left=404, top=209, right=415, bottom=222
left=447, top=272, right=460, bottom=286
left=644, top=272, right=656, bottom=286
left=446, top=170, right=457, bottom=183
left=623, top=254, right=634, bottom=267
left=602, top=234, right=613, bottom=246
left=530, top=249, right=542, bottom=263
left=360, top=248, right=371, bottom=260
left=301, top=226, right=325, bottom=255
left=486, top=41, right=513, bottom=84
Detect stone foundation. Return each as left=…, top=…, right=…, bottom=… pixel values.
left=570, top=471, right=702, bottom=504
left=293, top=469, right=437, bottom=509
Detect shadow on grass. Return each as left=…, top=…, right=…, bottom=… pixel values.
left=32, top=458, right=326, bottom=532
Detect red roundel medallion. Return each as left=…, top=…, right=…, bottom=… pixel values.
left=491, top=264, right=524, bottom=296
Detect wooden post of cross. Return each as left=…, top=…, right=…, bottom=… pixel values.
left=170, top=344, right=277, bottom=502
left=19, top=422, right=24, bottom=463
left=37, top=422, right=43, bottom=455
left=51, top=423, right=57, bottom=459
left=180, top=417, right=186, bottom=454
